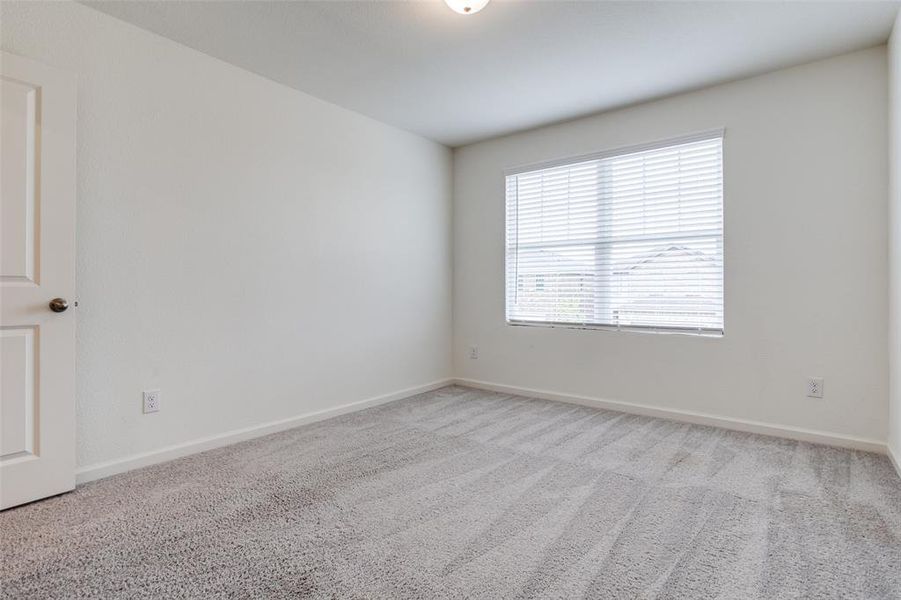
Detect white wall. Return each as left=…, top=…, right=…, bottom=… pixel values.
left=0, top=2, right=893, bottom=474
left=1, top=1, right=453, bottom=470
left=889, top=12, right=901, bottom=462
left=454, top=47, right=889, bottom=444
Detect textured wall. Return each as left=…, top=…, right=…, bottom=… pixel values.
left=454, top=47, right=889, bottom=443
left=1, top=1, right=453, bottom=469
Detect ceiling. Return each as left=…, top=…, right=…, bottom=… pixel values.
left=84, top=1, right=900, bottom=147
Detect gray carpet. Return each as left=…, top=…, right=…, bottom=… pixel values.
left=2, top=385, right=900, bottom=599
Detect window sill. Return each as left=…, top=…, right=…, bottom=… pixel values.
left=506, top=319, right=724, bottom=338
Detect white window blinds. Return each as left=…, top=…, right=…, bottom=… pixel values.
left=505, top=132, right=724, bottom=334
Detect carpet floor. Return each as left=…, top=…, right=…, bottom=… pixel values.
left=2, top=385, right=900, bottom=599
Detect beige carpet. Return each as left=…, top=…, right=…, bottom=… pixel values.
left=2, top=385, right=900, bottom=599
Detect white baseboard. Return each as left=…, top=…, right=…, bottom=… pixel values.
left=76, top=376, right=894, bottom=485
left=75, top=378, right=453, bottom=485
left=889, top=445, right=901, bottom=480
left=453, top=378, right=887, bottom=454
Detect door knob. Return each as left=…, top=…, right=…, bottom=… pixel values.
left=49, top=298, right=69, bottom=313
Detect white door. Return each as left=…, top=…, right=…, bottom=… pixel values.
left=1, top=52, right=76, bottom=510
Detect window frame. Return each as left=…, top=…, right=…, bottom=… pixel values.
left=503, top=129, right=726, bottom=337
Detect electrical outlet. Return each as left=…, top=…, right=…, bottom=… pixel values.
left=143, top=390, right=161, bottom=413
left=469, top=346, right=479, bottom=360
left=806, top=377, right=824, bottom=399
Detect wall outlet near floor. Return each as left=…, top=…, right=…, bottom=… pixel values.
left=806, top=377, right=824, bottom=398
left=143, top=390, right=161, bottom=413
left=469, top=345, right=479, bottom=359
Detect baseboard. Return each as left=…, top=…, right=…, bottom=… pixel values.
left=453, top=378, right=887, bottom=454
left=75, top=378, right=453, bottom=485
left=889, top=445, right=901, bottom=480
left=76, top=376, right=892, bottom=485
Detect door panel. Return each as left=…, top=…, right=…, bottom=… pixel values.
left=1, top=52, right=76, bottom=510
left=1, top=77, right=38, bottom=284
left=0, top=327, right=35, bottom=459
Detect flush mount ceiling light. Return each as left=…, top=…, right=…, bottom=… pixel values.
left=444, top=0, right=489, bottom=15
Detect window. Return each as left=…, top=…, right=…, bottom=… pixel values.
left=505, top=131, right=724, bottom=335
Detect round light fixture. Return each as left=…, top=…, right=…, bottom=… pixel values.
left=444, top=0, right=489, bottom=15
